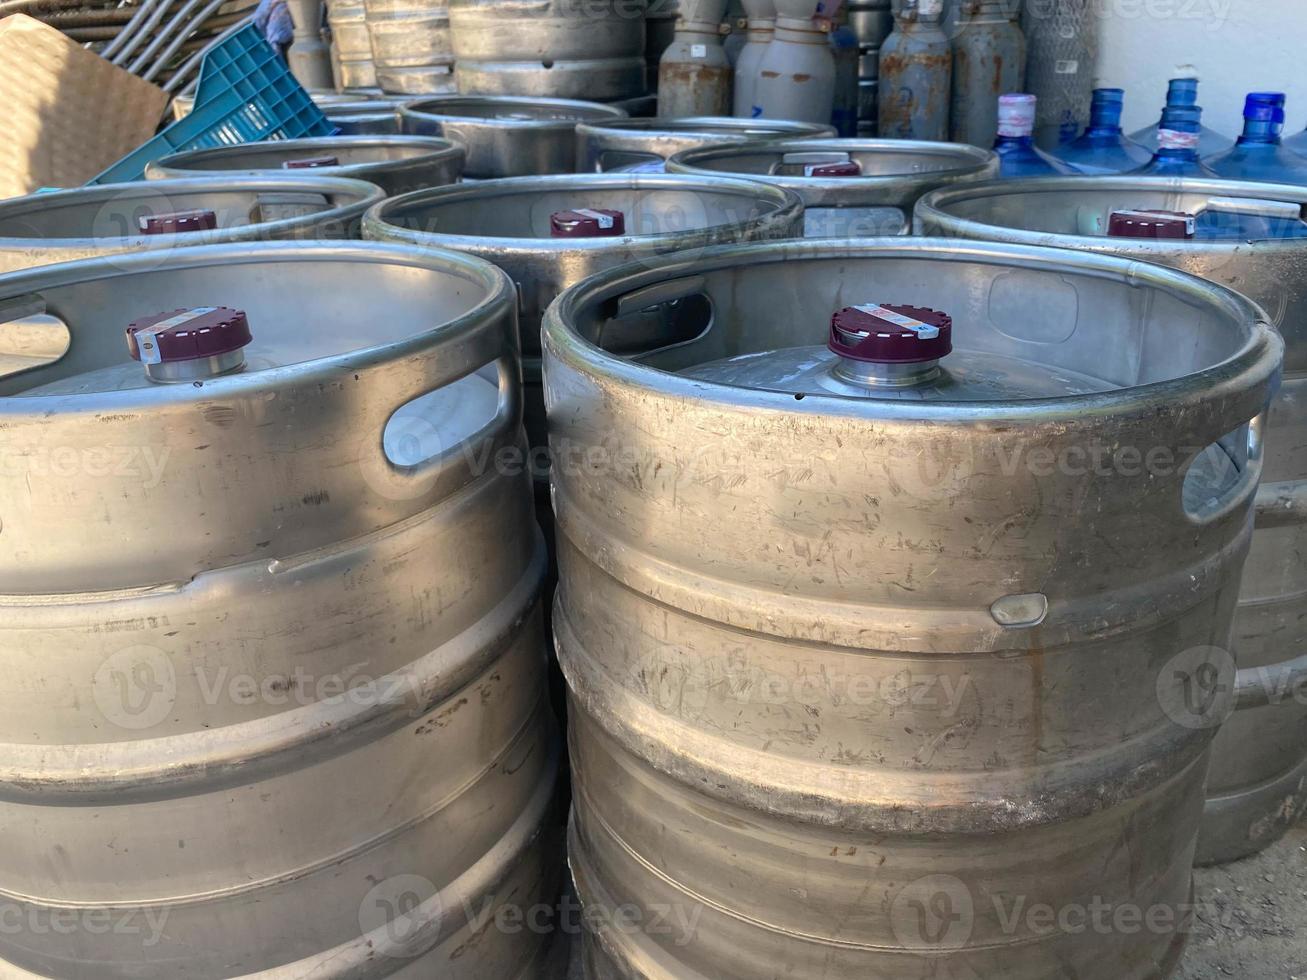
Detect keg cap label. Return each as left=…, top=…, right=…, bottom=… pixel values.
left=853, top=305, right=940, bottom=339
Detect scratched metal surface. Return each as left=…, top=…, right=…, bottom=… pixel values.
left=0, top=241, right=563, bottom=977
left=146, top=135, right=466, bottom=197
left=918, top=176, right=1307, bottom=867
left=667, top=136, right=997, bottom=236
left=544, top=237, right=1279, bottom=978
left=400, top=96, right=628, bottom=178
left=449, top=0, right=647, bottom=101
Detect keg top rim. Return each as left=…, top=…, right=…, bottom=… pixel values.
left=544, top=236, right=1281, bottom=420
left=577, top=116, right=839, bottom=138
left=0, top=175, right=385, bottom=246
left=147, top=136, right=464, bottom=179
left=399, top=95, right=628, bottom=126
left=0, top=240, right=515, bottom=404
left=917, top=175, right=1307, bottom=248
left=668, top=138, right=998, bottom=181
left=362, top=173, right=804, bottom=248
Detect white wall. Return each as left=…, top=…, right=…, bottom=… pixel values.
left=1093, top=0, right=1307, bottom=137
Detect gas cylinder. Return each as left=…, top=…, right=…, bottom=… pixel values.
left=733, top=0, right=775, bottom=117
left=827, top=4, right=861, bottom=136
left=659, top=0, right=734, bottom=117
left=878, top=0, right=951, bottom=140
left=1021, top=0, right=1097, bottom=148
left=949, top=0, right=1024, bottom=146
left=752, top=0, right=836, bottom=124
left=723, top=0, right=748, bottom=63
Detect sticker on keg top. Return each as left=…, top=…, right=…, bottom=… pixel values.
left=691, top=43, right=706, bottom=58
left=573, top=208, right=616, bottom=229
left=917, top=0, right=943, bottom=15
left=854, top=305, right=940, bottom=339
left=1055, top=59, right=1079, bottom=74
left=132, top=307, right=218, bottom=364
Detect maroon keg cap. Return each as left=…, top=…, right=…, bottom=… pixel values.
left=1107, top=209, right=1196, bottom=239
left=126, top=307, right=252, bottom=365
left=805, top=160, right=862, bottom=177
left=282, top=155, right=340, bottom=169
left=550, top=208, right=626, bottom=238
left=830, top=304, right=953, bottom=363
left=138, top=209, right=218, bottom=234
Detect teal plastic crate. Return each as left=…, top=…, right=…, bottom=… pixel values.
left=90, top=25, right=332, bottom=184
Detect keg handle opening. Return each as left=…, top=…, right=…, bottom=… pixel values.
left=599, top=275, right=716, bottom=361
left=1179, top=410, right=1265, bottom=526
left=770, top=151, right=858, bottom=177
left=0, top=292, right=72, bottom=386
left=596, top=149, right=662, bottom=172
left=378, top=356, right=520, bottom=479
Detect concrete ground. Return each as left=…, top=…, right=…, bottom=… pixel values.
left=1180, top=822, right=1307, bottom=979
left=566, top=822, right=1307, bottom=978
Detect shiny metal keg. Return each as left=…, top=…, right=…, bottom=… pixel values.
left=321, top=99, right=407, bottom=134
left=0, top=240, right=563, bottom=977
left=0, top=176, right=383, bottom=274
left=916, top=176, right=1307, bottom=865
left=449, top=0, right=648, bottom=101
left=363, top=172, right=803, bottom=515
left=544, top=236, right=1280, bottom=979
left=327, top=0, right=378, bottom=88
left=400, top=96, right=628, bottom=178
left=363, top=0, right=455, bottom=95
left=145, top=136, right=465, bottom=197
left=575, top=116, right=836, bottom=173
left=666, top=137, right=996, bottom=236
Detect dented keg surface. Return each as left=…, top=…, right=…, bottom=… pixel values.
left=363, top=0, right=456, bottom=95
left=362, top=172, right=803, bottom=500
left=0, top=241, right=563, bottom=978
left=916, top=176, right=1307, bottom=866
left=145, top=136, right=466, bottom=197
left=0, top=175, right=383, bottom=274
left=450, top=0, right=647, bottom=101
left=544, top=237, right=1281, bottom=979
left=666, top=137, right=996, bottom=236
left=400, top=96, right=627, bottom=178
left=575, top=116, right=837, bottom=173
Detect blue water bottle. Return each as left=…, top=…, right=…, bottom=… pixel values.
left=1207, top=93, right=1307, bottom=185
left=992, top=94, right=1075, bottom=178
left=1128, top=77, right=1233, bottom=157
left=1057, top=88, right=1153, bottom=174
left=1130, top=105, right=1219, bottom=178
